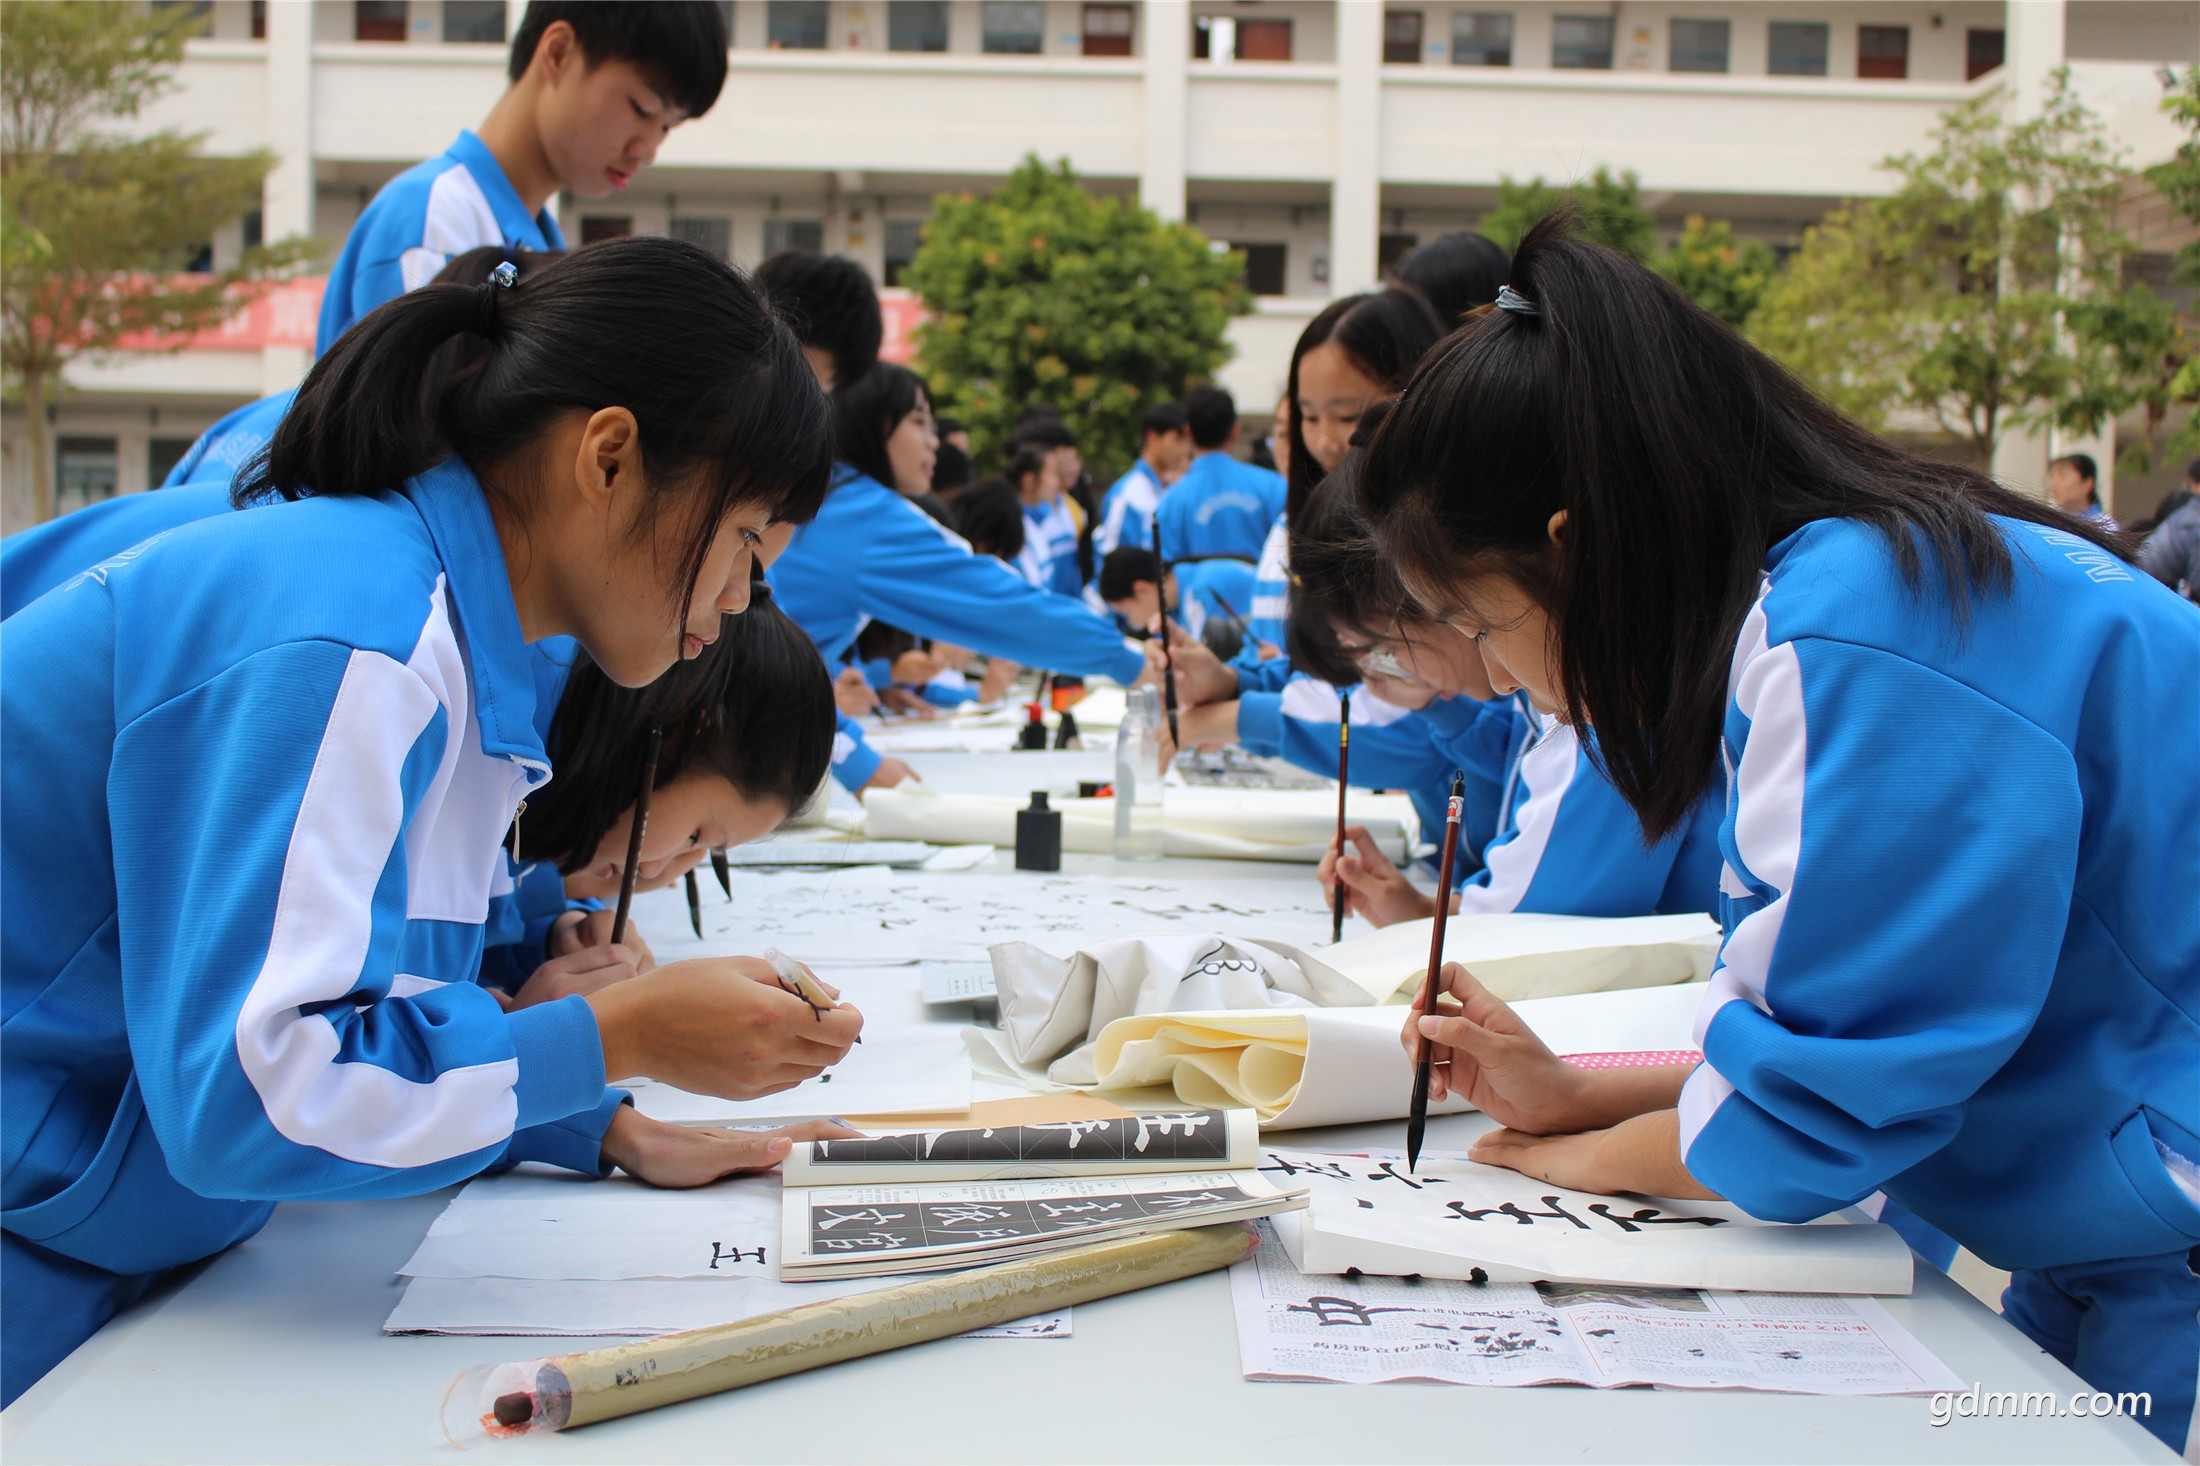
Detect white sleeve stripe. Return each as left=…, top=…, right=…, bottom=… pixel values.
left=232, top=645, right=520, bottom=1169
left=1716, top=637, right=1808, bottom=1016
left=1677, top=1055, right=1737, bottom=1155
left=1457, top=719, right=1578, bottom=915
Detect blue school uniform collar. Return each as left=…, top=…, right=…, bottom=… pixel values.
left=400, top=457, right=549, bottom=774
left=445, top=130, right=567, bottom=252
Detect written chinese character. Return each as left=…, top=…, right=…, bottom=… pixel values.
left=1366, top=1160, right=1447, bottom=1190
left=1587, top=1204, right=1728, bottom=1232
left=1285, top=1295, right=1416, bottom=1327
left=708, top=1242, right=766, bottom=1269
left=1447, top=1196, right=1591, bottom=1229
left=817, top=1206, right=907, bottom=1231
left=1260, top=1155, right=1352, bottom=1181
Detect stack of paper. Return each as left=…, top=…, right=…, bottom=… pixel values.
left=777, top=1109, right=1305, bottom=1280
left=862, top=784, right=1419, bottom=863
left=385, top=1166, right=1068, bottom=1339
left=1262, top=1147, right=1914, bottom=1295
left=1231, top=1219, right=1959, bottom=1395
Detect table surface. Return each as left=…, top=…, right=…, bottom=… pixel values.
left=3, top=824, right=2175, bottom=1465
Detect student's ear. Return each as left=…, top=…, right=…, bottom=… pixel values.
left=1546, top=510, right=1569, bottom=549
left=531, top=18, right=580, bottom=86
left=573, top=407, right=642, bottom=518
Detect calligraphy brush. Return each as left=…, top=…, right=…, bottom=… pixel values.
left=711, top=846, right=732, bottom=898
left=1406, top=770, right=1468, bottom=1174
left=1150, top=514, right=1179, bottom=746
left=1208, top=588, right=1252, bottom=641
left=609, top=725, right=662, bottom=949
left=1331, top=690, right=1351, bottom=944
left=684, top=869, right=703, bottom=939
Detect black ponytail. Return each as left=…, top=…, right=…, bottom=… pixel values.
left=1359, top=211, right=2131, bottom=841
left=525, top=595, right=836, bottom=874
left=242, top=236, right=831, bottom=612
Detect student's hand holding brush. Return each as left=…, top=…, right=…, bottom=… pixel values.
left=586, top=956, right=865, bottom=1100
left=550, top=908, right=657, bottom=970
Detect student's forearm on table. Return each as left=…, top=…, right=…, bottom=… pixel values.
left=1563, top=1064, right=1696, bottom=1131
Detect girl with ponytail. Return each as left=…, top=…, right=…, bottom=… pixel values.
left=0, top=236, right=861, bottom=1404
left=1366, top=215, right=2200, bottom=1453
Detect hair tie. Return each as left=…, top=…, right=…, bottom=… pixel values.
left=490, top=260, right=518, bottom=289
left=470, top=264, right=516, bottom=336
left=1495, top=284, right=1539, bottom=316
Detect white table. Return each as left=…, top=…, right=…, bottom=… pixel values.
left=3, top=843, right=2175, bottom=1464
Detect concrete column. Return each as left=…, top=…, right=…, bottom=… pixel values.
left=1141, top=0, right=1189, bottom=222
left=263, top=0, right=315, bottom=386
left=1990, top=0, right=2067, bottom=495
left=1329, top=0, right=1382, bottom=294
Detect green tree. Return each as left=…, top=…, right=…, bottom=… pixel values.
left=1653, top=215, right=1777, bottom=330
left=905, top=157, right=1248, bottom=480
left=1749, top=76, right=2146, bottom=463
left=1479, top=165, right=1657, bottom=260
left=2109, top=67, right=2200, bottom=474
left=3, top=1, right=315, bottom=522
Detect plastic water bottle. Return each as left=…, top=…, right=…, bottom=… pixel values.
left=1114, top=685, right=1165, bottom=861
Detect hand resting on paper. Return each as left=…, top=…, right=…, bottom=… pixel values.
left=1404, top=962, right=1719, bottom=1200
left=1320, top=824, right=1448, bottom=928
left=588, top=956, right=864, bottom=1100
left=599, top=1109, right=860, bottom=1188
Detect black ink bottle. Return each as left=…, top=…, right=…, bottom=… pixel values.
left=1015, top=791, right=1062, bottom=871
left=1015, top=703, right=1049, bottom=750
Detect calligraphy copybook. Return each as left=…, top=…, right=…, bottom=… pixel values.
left=1263, top=1148, right=1914, bottom=1296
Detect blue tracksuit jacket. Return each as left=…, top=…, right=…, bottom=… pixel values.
left=1175, top=559, right=1258, bottom=643
left=1676, top=517, right=2199, bottom=1262
left=769, top=468, right=1146, bottom=685
left=316, top=130, right=563, bottom=353
left=1155, top=452, right=1284, bottom=565
left=1098, top=461, right=1162, bottom=556
left=3, top=462, right=626, bottom=1359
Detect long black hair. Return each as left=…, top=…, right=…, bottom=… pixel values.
left=1359, top=213, right=2129, bottom=840
left=526, top=593, right=836, bottom=875
left=1283, top=405, right=1406, bottom=688
left=243, top=236, right=831, bottom=628
left=833, top=362, right=928, bottom=489
left=1284, top=287, right=1445, bottom=522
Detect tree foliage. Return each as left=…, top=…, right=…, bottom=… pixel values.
left=2115, top=67, right=2200, bottom=473
left=1749, top=75, right=2148, bottom=462
left=3, top=0, right=314, bottom=520
left=904, top=156, right=1249, bottom=480
left=1652, top=215, right=1777, bottom=329
left=1480, top=166, right=1657, bottom=260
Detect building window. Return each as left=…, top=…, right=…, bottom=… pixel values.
left=182, top=240, right=214, bottom=272
left=56, top=438, right=119, bottom=517
left=1966, top=27, right=2005, bottom=80
left=1082, top=3, right=1133, bottom=56
left=671, top=216, right=731, bottom=260
left=1857, top=24, right=1908, bottom=79
left=1451, top=11, right=1512, bottom=65
left=242, top=209, right=263, bottom=250
left=251, top=0, right=265, bottom=39
left=765, top=218, right=825, bottom=254
left=580, top=216, right=634, bottom=246
left=1767, top=20, right=1827, bottom=76
left=1669, top=18, right=1729, bottom=72
left=767, top=1, right=828, bottom=49
left=1551, top=14, right=1614, bottom=69
left=889, top=1, right=949, bottom=52
left=982, top=1, right=1045, bottom=54
left=443, top=0, right=505, bottom=43
left=354, top=1, right=407, bottom=43
left=148, top=437, right=195, bottom=489
left=1236, top=17, right=1291, bottom=60
left=1232, top=243, right=1288, bottom=296
left=1384, top=10, right=1423, bottom=63
left=885, top=220, right=924, bottom=287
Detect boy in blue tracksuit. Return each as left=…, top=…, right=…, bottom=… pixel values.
left=770, top=466, right=1148, bottom=688
left=316, top=3, right=725, bottom=351
left=1156, top=384, right=1286, bottom=566
left=1097, top=401, right=1192, bottom=556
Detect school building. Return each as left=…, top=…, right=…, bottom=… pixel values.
left=5, top=0, right=2196, bottom=528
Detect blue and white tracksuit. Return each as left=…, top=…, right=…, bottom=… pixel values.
left=1098, top=461, right=1163, bottom=556
left=770, top=469, right=1146, bottom=686
left=1245, top=517, right=1290, bottom=650
left=1677, top=516, right=2200, bottom=1452
left=1154, top=452, right=1284, bottom=566
left=1455, top=710, right=1724, bottom=918
left=1, top=460, right=628, bottom=1405
left=316, top=130, right=564, bottom=353
left=1023, top=497, right=1083, bottom=597
left=162, top=389, right=298, bottom=489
